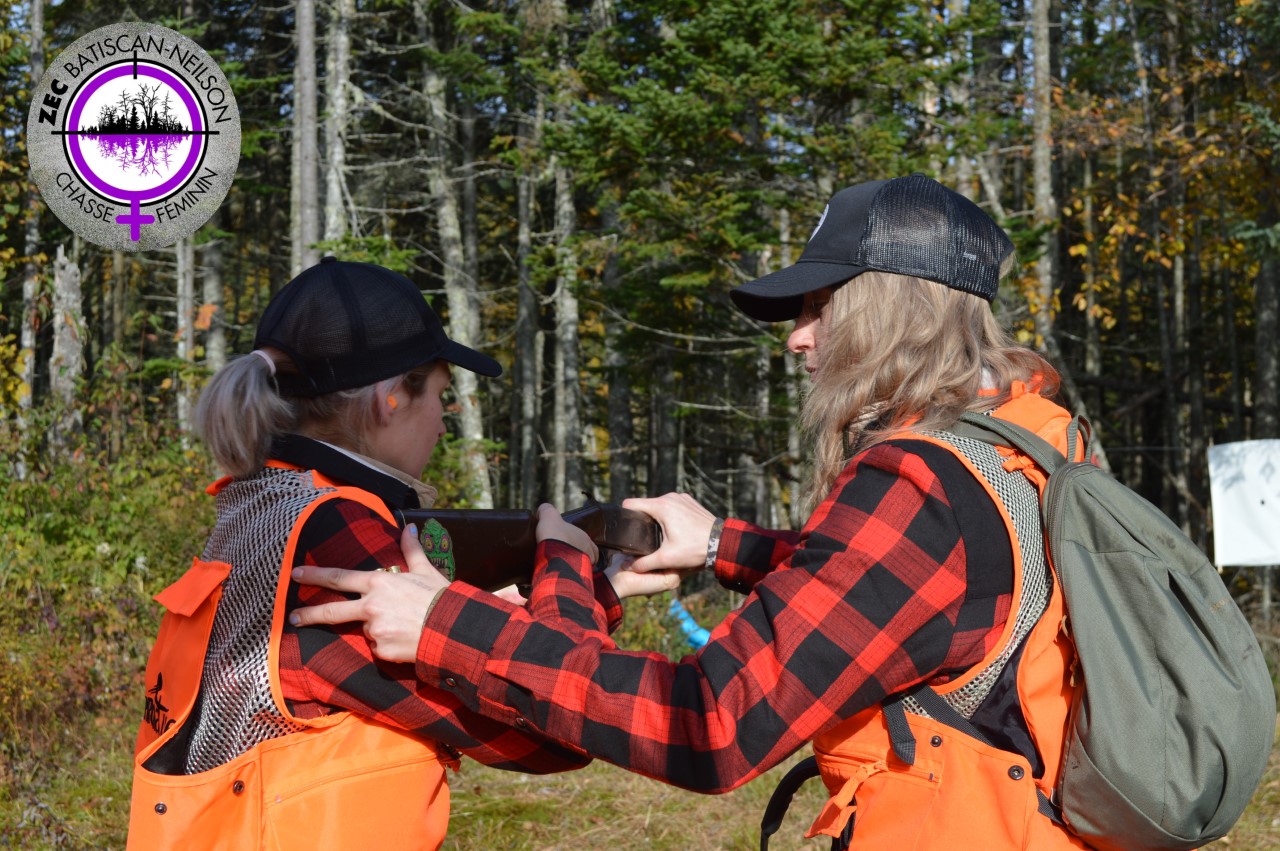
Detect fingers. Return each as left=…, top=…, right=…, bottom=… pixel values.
left=400, top=524, right=434, bottom=576
left=291, top=565, right=370, bottom=593
left=536, top=502, right=600, bottom=563
left=288, top=597, right=369, bottom=628
left=605, top=558, right=683, bottom=599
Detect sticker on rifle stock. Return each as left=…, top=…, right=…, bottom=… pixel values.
left=26, top=22, right=240, bottom=251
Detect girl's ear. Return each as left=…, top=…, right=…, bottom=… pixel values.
left=372, top=390, right=396, bottom=427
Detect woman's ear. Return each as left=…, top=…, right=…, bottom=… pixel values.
left=372, top=390, right=396, bottom=426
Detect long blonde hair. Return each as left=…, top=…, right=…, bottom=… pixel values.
left=800, top=271, right=1058, bottom=505
left=194, top=350, right=436, bottom=478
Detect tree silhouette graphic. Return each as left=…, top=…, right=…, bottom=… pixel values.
left=81, top=82, right=190, bottom=178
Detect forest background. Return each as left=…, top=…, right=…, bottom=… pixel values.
left=2, top=0, right=1279, bottom=847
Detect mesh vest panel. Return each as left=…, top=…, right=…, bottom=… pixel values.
left=183, top=467, right=335, bottom=774
left=910, top=431, right=1049, bottom=719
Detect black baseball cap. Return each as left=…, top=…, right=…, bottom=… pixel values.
left=254, top=257, right=502, bottom=397
left=731, top=174, right=1014, bottom=321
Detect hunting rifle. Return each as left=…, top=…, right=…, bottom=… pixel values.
left=396, top=500, right=662, bottom=591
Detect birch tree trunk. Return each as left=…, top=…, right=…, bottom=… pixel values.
left=202, top=210, right=227, bottom=374
left=18, top=0, right=46, bottom=473
left=946, top=0, right=974, bottom=196
left=1031, top=0, right=1055, bottom=347
left=547, top=0, right=582, bottom=508
left=551, top=156, right=582, bottom=507
left=49, top=243, right=83, bottom=452
left=323, top=0, right=352, bottom=243
left=601, top=195, right=634, bottom=502
left=460, top=101, right=479, bottom=291
left=1030, top=0, right=1109, bottom=470
left=295, top=0, right=321, bottom=272
left=512, top=108, right=541, bottom=508
left=175, top=237, right=196, bottom=436
left=421, top=1, right=492, bottom=506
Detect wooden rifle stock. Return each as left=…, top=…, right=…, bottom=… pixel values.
left=396, top=501, right=662, bottom=591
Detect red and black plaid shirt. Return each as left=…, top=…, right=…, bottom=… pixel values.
left=271, top=435, right=608, bottom=774
left=413, top=439, right=1014, bottom=792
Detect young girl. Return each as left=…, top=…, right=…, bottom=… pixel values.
left=290, top=177, right=1091, bottom=850
left=126, top=258, right=654, bottom=851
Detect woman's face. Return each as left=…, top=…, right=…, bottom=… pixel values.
left=786, top=287, right=834, bottom=376
left=371, top=361, right=453, bottom=476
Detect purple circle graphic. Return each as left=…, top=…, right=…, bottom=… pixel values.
left=66, top=63, right=205, bottom=202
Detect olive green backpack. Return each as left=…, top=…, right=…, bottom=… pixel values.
left=951, top=413, right=1276, bottom=851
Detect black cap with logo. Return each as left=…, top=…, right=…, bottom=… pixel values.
left=254, top=257, right=501, bottom=397
left=730, top=174, right=1014, bottom=321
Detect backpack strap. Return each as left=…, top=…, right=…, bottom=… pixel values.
left=950, top=411, right=1091, bottom=474
left=759, top=755, right=822, bottom=851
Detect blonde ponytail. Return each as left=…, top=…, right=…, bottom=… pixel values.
left=194, top=351, right=297, bottom=478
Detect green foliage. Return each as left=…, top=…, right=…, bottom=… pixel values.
left=427, top=432, right=509, bottom=508
left=0, top=436, right=212, bottom=596
left=0, top=401, right=211, bottom=848
left=314, top=235, right=419, bottom=272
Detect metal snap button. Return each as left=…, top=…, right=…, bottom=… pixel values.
left=154, top=802, right=167, bottom=815
left=930, top=736, right=943, bottom=747
left=1008, top=765, right=1025, bottom=780
left=233, top=780, right=245, bottom=795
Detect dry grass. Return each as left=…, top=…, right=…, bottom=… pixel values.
left=448, top=719, right=1280, bottom=851
left=446, top=752, right=829, bottom=850
left=3, top=707, right=1277, bottom=849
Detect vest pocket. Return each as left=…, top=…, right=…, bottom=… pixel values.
left=807, top=746, right=942, bottom=846
left=257, top=718, right=450, bottom=851
left=126, top=758, right=261, bottom=851
left=810, top=716, right=1058, bottom=849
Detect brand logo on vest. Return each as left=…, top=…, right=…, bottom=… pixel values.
left=26, top=22, right=241, bottom=251
left=144, top=672, right=176, bottom=735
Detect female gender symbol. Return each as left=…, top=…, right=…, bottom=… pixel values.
left=64, top=60, right=208, bottom=242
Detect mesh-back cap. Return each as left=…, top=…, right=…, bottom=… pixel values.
left=731, top=174, right=1013, bottom=321
left=253, top=257, right=501, bottom=397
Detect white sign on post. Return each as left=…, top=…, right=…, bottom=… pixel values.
left=1207, top=439, right=1280, bottom=566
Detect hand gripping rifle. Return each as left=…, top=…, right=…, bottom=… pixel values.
left=396, top=499, right=662, bottom=591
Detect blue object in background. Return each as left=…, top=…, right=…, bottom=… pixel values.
left=668, top=597, right=710, bottom=649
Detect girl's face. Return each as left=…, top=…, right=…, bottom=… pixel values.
left=370, top=361, right=452, bottom=476
left=786, top=287, right=834, bottom=376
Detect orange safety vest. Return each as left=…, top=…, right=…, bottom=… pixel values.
left=127, top=465, right=453, bottom=851
left=806, top=388, right=1090, bottom=850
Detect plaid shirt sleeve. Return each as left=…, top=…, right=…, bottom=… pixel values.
left=413, top=440, right=1013, bottom=792
left=714, top=520, right=803, bottom=592
left=277, top=497, right=591, bottom=774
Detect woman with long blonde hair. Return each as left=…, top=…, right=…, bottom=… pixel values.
left=290, top=176, right=1089, bottom=850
